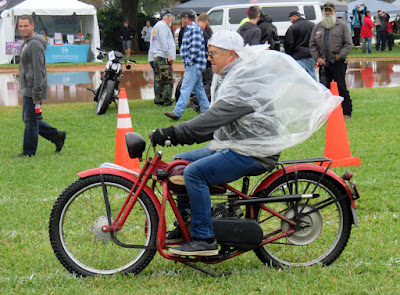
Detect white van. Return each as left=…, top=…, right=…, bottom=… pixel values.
left=207, top=1, right=323, bottom=38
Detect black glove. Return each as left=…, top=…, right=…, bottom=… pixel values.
left=151, top=126, right=178, bottom=147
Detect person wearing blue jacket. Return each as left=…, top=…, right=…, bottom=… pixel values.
left=352, top=3, right=367, bottom=46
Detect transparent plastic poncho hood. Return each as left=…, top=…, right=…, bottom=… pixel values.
left=208, top=45, right=343, bottom=158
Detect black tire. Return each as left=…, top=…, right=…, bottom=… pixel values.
left=49, top=175, right=158, bottom=276
left=95, top=80, right=116, bottom=115
left=253, top=171, right=352, bottom=268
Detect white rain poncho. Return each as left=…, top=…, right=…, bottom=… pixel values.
left=208, top=45, right=343, bottom=158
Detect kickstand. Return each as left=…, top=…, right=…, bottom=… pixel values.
left=113, top=99, right=118, bottom=109
left=180, top=262, right=231, bottom=277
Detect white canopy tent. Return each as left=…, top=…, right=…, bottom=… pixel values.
left=0, top=0, right=101, bottom=64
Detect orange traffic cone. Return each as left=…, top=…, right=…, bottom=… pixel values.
left=323, top=82, right=361, bottom=167
left=114, top=88, right=141, bottom=172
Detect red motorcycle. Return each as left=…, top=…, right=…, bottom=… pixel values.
left=49, top=132, right=360, bottom=277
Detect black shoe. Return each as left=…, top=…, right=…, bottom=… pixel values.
left=165, top=227, right=183, bottom=244
left=55, top=131, right=66, bottom=153
left=169, top=238, right=218, bottom=256
left=14, top=153, right=34, bottom=158
left=164, top=111, right=180, bottom=121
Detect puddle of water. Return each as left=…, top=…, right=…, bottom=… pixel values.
left=0, top=70, right=183, bottom=107
left=0, top=60, right=399, bottom=106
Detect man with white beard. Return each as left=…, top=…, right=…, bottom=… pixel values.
left=309, top=2, right=353, bottom=119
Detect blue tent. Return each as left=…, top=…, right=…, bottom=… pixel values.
left=348, top=0, right=400, bottom=16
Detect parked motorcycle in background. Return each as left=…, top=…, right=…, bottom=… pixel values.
left=88, top=48, right=136, bottom=115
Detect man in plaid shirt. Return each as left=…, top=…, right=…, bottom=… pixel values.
left=164, top=10, right=210, bottom=120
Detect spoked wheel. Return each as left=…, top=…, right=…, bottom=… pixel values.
left=253, top=171, right=352, bottom=268
left=49, top=175, right=158, bottom=276
left=95, top=80, right=116, bottom=115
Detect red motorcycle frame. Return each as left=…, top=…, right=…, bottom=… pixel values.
left=49, top=137, right=360, bottom=277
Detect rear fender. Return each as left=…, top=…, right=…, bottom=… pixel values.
left=252, top=164, right=356, bottom=209
left=77, top=163, right=161, bottom=212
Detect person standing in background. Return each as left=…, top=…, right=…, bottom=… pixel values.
left=374, top=10, right=387, bottom=52
left=141, top=21, right=152, bottom=51
left=309, top=2, right=353, bottom=119
left=284, top=10, right=316, bottom=81
left=352, top=3, right=367, bottom=46
left=237, top=5, right=261, bottom=45
left=16, top=15, right=66, bottom=158
left=385, top=13, right=394, bottom=51
left=149, top=8, right=176, bottom=106
left=120, top=21, right=136, bottom=57
left=360, top=10, right=373, bottom=54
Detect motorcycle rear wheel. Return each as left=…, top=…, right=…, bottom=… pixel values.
left=95, top=80, right=116, bottom=115
left=49, top=175, right=158, bottom=276
left=253, top=171, right=352, bottom=268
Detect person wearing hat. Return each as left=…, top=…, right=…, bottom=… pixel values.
left=120, top=21, right=136, bottom=58
left=151, top=29, right=341, bottom=256
left=309, top=2, right=353, bottom=119
left=284, top=10, right=317, bottom=81
left=153, top=30, right=279, bottom=256
left=164, top=10, right=210, bottom=120
left=149, top=8, right=176, bottom=106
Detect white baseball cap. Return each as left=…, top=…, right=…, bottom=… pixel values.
left=208, top=30, right=244, bottom=57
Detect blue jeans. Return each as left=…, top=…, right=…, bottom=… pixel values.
left=296, top=58, right=317, bottom=81
left=362, top=37, right=372, bottom=53
left=173, top=147, right=266, bottom=239
left=173, top=65, right=209, bottom=117
left=22, top=96, right=58, bottom=155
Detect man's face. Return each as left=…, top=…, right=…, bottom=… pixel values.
left=208, top=45, right=233, bottom=74
left=323, top=8, right=335, bottom=16
left=181, top=16, right=189, bottom=27
left=18, top=19, right=34, bottom=40
left=124, top=22, right=128, bottom=27
left=146, top=21, right=150, bottom=27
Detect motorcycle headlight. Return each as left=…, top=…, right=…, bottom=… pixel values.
left=125, top=132, right=146, bottom=159
left=111, top=63, right=119, bottom=71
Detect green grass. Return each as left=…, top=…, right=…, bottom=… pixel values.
left=1, top=87, right=400, bottom=294
left=348, top=43, right=400, bottom=58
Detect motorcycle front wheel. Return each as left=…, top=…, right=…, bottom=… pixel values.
left=49, top=175, right=158, bottom=276
left=95, top=80, right=116, bottom=115
left=253, top=171, right=352, bottom=268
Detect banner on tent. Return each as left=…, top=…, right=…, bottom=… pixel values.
left=45, top=44, right=90, bottom=63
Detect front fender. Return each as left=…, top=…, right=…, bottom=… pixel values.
left=77, top=163, right=161, bottom=212
left=252, top=164, right=356, bottom=209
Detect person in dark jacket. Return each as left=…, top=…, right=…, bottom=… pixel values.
left=16, top=15, right=66, bottom=158
left=257, top=12, right=279, bottom=50
left=237, top=5, right=261, bottom=45
left=284, top=10, right=316, bottom=80
left=374, top=10, right=387, bottom=51
left=120, top=21, right=136, bottom=57
left=309, top=2, right=353, bottom=119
